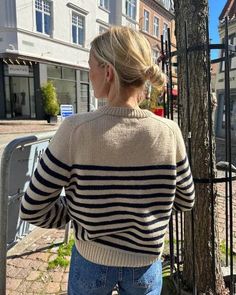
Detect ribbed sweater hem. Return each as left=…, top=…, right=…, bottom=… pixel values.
left=75, top=239, right=160, bottom=267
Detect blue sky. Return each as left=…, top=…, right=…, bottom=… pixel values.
left=209, top=0, right=226, bottom=59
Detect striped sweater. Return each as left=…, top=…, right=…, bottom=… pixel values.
left=20, top=106, right=195, bottom=267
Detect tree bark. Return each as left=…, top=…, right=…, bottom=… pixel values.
left=173, top=0, right=229, bottom=294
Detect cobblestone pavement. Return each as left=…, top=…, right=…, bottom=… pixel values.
left=7, top=228, right=69, bottom=295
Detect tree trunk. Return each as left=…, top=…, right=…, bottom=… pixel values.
left=173, top=0, right=229, bottom=294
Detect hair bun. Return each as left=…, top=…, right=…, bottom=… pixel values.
left=144, top=65, right=166, bottom=91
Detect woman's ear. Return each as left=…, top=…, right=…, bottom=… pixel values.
left=105, top=64, right=114, bottom=83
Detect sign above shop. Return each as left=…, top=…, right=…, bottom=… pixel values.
left=8, top=65, right=29, bottom=76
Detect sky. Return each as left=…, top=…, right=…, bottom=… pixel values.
left=208, top=0, right=227, bottom=59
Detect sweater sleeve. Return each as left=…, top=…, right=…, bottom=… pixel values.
left=20, top=117, right=74, bottom=228
left=173, top=123, right=195, bottom=211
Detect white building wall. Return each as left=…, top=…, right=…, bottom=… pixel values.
left=1, top=0, right=110, bottom=68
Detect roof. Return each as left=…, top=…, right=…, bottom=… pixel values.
left=219, top=0, right=236, bottom=21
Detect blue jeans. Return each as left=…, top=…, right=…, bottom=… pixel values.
left=68, top=245, right=162, bottom=295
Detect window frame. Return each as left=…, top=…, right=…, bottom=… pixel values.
left=153, top=16, right=159, bottom=37
left=143, top=9, right=150, bottom=33
left=35, top=0, right=52, bottom=35
left=72, top=12, right=86, bottom=47
left=126, top=0, right=136, bottom=20
left=163, top=22, right=168, bottom=42
left=99, top=0, right=109, bottom=11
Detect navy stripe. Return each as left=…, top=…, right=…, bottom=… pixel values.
left=68, top=181, right=176, bottom=191
left=177, top=165, right=190, bottom=176
left=85, top=222, right=167, bottom=236
left=175, top=194, right=194, bottom=203
left=24, top=192, right=59, bottom=205
left=110, top=234, right=163, bottom=249
left=177, top=157, right=187, bottom=167
left=95, top=238, right=160, bottom=255
left=29, top=182, right=52, bottom=196
left=122, top=231, right=165, bottom=242
left=40, top=158, right=69, bottom=182
left=68, top=205, right=170, bottom=227
left=70, top=173, right=176, bottom=181
left=177, top=173, right=192, bottom=185
left=46, top=148, right=71, bottom=171
left=66, top=188, right=175, bottom=200
left=178, top=181, right=194, bottom=191
left=66, top=200, right=171, bottom=218
left=174, top=201, right=193, bottom=209
left=176, top=188, right=195, bottom=196
left=35, top=169, right=62, bottom=189
left=72, top=164, right=176, bottom=171
left=67, top=195, right=173, bottom=209
left=48, top=203, right=59, bottom=227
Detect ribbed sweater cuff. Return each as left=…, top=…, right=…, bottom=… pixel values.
left=75, top=239, right=160, bottom=267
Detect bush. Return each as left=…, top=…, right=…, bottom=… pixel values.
left=41, top=81, right=59, bottom=116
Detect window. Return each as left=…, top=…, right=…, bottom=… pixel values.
left=163, top=0, right=171, bottom=10
left=220, top=34, right=236, bottom=72
left=99, top=0, right=109, bottom=10
left=163, top=23, right=168, bottom=42
left=153, top=16, right=159, bottom=37
left=152, top=49, right=159, bottom=64
left=35, top=0, right=51, bottom=35
left=72, top=13, right=85, bottom=46
left=143, top=10, right=149, bottom=32
left=126, top=0, right=136, bottom=20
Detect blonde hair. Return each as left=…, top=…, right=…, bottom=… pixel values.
left=90, top=26, right=166, bottom=94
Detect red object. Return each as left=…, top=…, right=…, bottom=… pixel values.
left=172, top=88, right=178, bottom=96
left=154, top=108, right=164, bottom=117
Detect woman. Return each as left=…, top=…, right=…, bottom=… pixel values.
left=20, top=26, right=195, bottom=295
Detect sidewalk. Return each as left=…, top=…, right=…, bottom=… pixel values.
left=7, top=228, right=69, bottom=295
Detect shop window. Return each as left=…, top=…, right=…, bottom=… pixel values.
left=63, top=68, right=76, bottom=80
left=80, top=71, right=89, bottom=82
left=35, top=0, right=51, bottom=35
left=47, top=65, right=62, bottom=79
left=72, top=13, right=85, bottom=46
left=126, top=0, right=136, bottom=20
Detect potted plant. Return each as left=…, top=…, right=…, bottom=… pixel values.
left=41, top=81, right=59, bottom=123
left=140, top=85, right=164, bottom=117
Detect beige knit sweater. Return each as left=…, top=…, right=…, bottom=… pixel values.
left=20, top=106, right=195, bottom=267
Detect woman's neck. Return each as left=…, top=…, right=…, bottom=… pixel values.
left=106, top=85, right=144, bottom=108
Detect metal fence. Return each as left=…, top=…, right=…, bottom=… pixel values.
left=0, top=132, right=55, bottom=294
left=161, top=17, right=236, bottom=294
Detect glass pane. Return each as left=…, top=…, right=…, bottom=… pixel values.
left=80, top=71, right=89, bottom=82
left=50, top=79, right=76, bottom=113
left=11, top=77, right=30, bottom=118
left=79, top=83, right=89, bottom=112
left=44, top=14, right=51, bottom=35
left=63, top=68, right=76, bottom=80
left=5, top=77, right=11, bottom=118
left=78, top=27, right=84, bottom=45
left=47, top=65, right=61, bottom=78
left=36, top=11, right=43, bottom=32
left=29, top=78, right=36, bottom=118
left=72, top=25, right=77, bottom=43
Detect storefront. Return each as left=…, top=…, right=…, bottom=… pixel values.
left=0, top=57, right=90, bottom=120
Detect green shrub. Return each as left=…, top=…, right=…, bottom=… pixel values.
left=41, top=81, right=59, bottom=116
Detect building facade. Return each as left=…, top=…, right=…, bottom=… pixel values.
left=139, top=0, right=177, bottom=98
left=215, top=0, right=236, bottom=140
left=0, top=0, right=110, bottom=119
